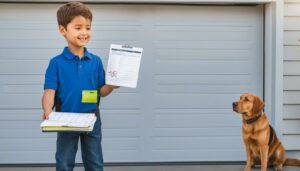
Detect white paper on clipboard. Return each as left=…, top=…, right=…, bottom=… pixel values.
left=105, top=44, right=143, bottom=88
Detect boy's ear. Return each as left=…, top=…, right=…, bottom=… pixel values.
left=58, top=25, right=67, bottom=36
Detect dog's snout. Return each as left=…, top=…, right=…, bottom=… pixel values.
left=232, top=102, right=237, bottom=108
left=232, top=102, right=238, bottom=112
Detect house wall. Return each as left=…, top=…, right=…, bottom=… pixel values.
left=283, top=0, right=300, bottom=151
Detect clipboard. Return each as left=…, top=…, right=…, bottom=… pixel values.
left=105, top=44, right=143, bottom=88
left=40, top=112, right=96, bottom=132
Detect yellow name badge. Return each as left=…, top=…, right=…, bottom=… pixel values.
left=82, top=90, right=98, bottom=103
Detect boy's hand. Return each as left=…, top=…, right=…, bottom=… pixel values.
left=100, top=85, right=120, bottom=97
left=109, top=85, right=120, bottom=89
left=42, top=109, right=52, bottom=120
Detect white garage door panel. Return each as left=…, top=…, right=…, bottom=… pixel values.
left=153, top=127, right=241, bottom=137
left=155, top=94, right=242, bottom=108
left=156, top=31, right=251, bottom=40
left=151, top=4, right=263, bottom=162
left=100, top=94, right=141, bottom=109
left=156, top=61, right=251, bottom=74
left=0, top=60, right=47, bottom=74
left=0, top=109, right=41, bottom=120
left=2, top=30, right=59, bottom=39
left=153, top=137, right=244, bottom=149
left=0, top=151, right=56, bottom=163
left=156, top=85, right=249, bottom=94
left=0, top=95, right=41, bottom=109
left=0, top=4, right=263, bottom=163
left=3, top=84, right=41, bottom=94
left=103, top=150, right=140, bottom=162
left=0, top=40, right=65, bottom=49
left=0, top=129, right=48, bottom=139
left=0, top=139, right=55, bottom=151
left=152, top=149, right=245, bottom=161
left=155, top=114, right=240, bottom=127
left=102, top=114, right=140, bottom=128
left=156, top=41, right=252, bottom=50
left=0, top=49, right=61, bottom=60
left=157, top=49, right=251, bottom=60
left=155, top=75, right=253, bottom=84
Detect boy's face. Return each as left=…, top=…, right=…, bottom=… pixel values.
left=59, top=16, right=92, bottom=49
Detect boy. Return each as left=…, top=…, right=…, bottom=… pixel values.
left=42, top=2, right=118, bottom=171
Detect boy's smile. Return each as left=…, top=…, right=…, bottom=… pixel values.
left=59, top=15, right=92, bottom=56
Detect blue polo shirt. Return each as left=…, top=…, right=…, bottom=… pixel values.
left=44, top=47, right=105, bottom=113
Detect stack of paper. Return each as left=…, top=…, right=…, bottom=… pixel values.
left=40, top=112, right=97, bottom=132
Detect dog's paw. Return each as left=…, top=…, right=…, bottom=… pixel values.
left=274, top=166, right=282, bottom=171
left=273, top=165, right=282, bottom=171
left=244, top=165, right=251, bottom=171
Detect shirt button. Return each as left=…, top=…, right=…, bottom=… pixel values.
left=79, top=65, right=82, bottom=68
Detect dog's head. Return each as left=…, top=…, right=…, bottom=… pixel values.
left=232, top=93, right=264, bottom=117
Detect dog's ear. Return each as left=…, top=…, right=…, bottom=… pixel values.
left=253, top=95, right=264, bottom=114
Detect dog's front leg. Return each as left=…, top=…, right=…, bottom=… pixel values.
left=259, top=145, right=269, bottom=171
left=244, top=142, right=252, bottom=171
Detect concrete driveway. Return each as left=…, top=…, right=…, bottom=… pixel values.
left=0, top=165, right=299, bottom=171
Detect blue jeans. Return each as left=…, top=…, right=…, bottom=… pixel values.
left=55, top=109, right=103, bottom=171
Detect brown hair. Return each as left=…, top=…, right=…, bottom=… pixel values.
left=57, top=1, right=92, bottom=29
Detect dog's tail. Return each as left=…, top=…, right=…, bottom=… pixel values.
left=284, top=158, right=300, bottom=166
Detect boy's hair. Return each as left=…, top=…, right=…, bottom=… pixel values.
left=57, top=1, right=93, bottom=29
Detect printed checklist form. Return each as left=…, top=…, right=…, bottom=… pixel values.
left=105, top=44, right=143, bottom=88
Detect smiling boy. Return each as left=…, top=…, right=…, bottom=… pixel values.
left=42, top=2, right=117, bottom=171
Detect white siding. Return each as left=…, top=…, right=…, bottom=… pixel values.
left=283, top=1, right=300, bottom=150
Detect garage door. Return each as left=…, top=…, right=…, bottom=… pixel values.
left=0, top=4, right=263, bottom=163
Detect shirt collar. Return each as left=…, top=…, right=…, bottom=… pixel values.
left=62, top=47, right=92, bottom=60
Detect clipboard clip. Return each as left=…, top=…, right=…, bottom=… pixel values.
left=122, top=44, right=133, bottom=49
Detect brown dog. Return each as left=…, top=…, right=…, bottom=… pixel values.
left=233, top=93, right=300, bottom=171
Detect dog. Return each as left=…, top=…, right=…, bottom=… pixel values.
left=232, top=93, right=300, bottom=171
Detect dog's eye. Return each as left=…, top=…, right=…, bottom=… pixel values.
left=244, top=98, right=249, bottom=101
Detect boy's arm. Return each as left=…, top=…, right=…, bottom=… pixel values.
left=42, top=89, right=55, bottom=120
left=100, top=85, right=119, bottom=97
